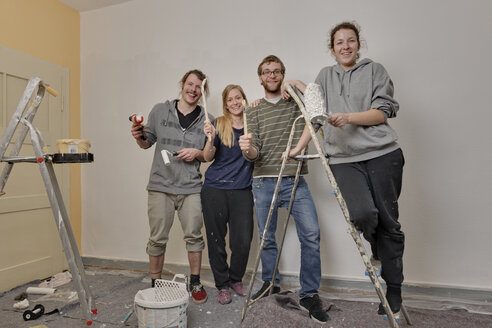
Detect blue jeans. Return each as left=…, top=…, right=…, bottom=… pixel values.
left=252, top=176, right=321, bottom=298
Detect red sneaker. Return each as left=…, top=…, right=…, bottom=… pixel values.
left=190, top=283, right=207, bottom=304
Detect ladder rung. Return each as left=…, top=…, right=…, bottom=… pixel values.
left=294, top=154, right=320, bottom=160
left=0, top=156, right=46, bottom=163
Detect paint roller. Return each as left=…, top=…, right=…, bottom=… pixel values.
left=284, top=82, right=331, bottom=131
left=161, top=149, right=178, bottom=166
left=129, top=114, right=146, bottom=140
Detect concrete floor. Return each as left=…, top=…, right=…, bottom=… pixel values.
left=1, top=264, right=491, bottom=328
left=0, top=265, right=260, bottom=328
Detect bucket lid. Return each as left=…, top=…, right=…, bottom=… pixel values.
left=56, top=139, right=90, bottom=145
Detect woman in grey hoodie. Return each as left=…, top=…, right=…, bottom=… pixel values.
left=287, top=21, right=405, bottom=316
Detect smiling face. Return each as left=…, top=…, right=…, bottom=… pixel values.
left=330, top=28, right=360, bottom=70
left=258, top=61, right=284, bottom=96
left=225, top=88, right=244, bottom=117
left=180, top=73, right=203, bottom=107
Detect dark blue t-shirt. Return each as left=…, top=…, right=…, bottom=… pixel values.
left=204, top=127, right=253, bottom=189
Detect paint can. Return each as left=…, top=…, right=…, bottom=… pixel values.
left=56, top=139, right=91, bottom=153
left=134, top=274, right=189, bottom=328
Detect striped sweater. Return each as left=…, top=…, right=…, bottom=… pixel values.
left=245, top=97, right=308, bottom=177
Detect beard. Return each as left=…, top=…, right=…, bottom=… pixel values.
left=261, top=78, right=283, bottom=94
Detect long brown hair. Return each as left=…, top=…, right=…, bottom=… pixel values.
left=216, top=85, right=248, bottom=148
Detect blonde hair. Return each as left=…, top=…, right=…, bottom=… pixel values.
left=216, top=85, right=248, bottom=148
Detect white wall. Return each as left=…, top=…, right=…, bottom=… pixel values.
left=81, top=0, right=492, bottom=290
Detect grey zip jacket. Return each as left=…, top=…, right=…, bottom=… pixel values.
left=144, top=99, right=212, bottom=194
left=315, top=58, right=400, bottom=164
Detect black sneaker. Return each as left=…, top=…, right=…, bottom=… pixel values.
left=251, top=281, right=280, bottom=301
left=299, top=294, right=329, bottom=323
left=377, top=286, right=402, bottom=315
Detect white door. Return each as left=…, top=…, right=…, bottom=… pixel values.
left=0, top=45, right=70, bottom=292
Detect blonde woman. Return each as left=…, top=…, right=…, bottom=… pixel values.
left=201, top=85, right=254, bottom=304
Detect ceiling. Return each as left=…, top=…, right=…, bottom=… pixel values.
left=58, top=0, right=132, bottom=12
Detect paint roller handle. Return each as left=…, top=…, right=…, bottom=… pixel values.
left=200, top=78, right=212, bottom=142
left=45, top=86, right=58, bottom=97
left=204, top=119, right=212, bottom=142
left=242, top=100, right=248, bottom=135
left=39, top=81, right=57, bottom=96
left=203, top=119, right=215, bottom=144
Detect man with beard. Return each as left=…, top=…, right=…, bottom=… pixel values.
left=238, top=55, right=328, bottom=323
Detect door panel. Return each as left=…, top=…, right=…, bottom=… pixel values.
left=0, top=72, right=3, bottom=126
left=0, top=45, right=70, bottom=292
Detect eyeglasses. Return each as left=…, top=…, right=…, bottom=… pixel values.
left=261, top=69, right=283, bottom=76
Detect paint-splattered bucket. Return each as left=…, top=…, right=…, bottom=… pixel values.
left=134, top=274, right=189, bottom=328
left=56, top=139, right=91, bottom=153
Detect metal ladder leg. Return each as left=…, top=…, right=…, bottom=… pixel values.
left=241, top=167, right=285, bottom=319
left=44, top=161, right=95, bottom=323
left=285, top=84, right=412, bottom=327
left=26, top=120, right=95, bottom=325
left=241, top=116, right=304, bottom=321
left=269, top=154, right=304, bottom=292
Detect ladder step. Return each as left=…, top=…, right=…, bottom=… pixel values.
left=52, top=153, right=94, bottom=163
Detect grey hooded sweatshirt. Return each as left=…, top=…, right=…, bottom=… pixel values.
left=315, top=58, right=400, bottom=164
left=144, top=99, right=212, bottom=194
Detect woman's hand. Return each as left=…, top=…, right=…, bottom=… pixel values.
left=204, top=121, right=216, bottom=140
left=239, top=133, right=258, bottom=159
left=239, top=133, right=253, bottom=152
left=328, top=113, right=350, bottom=127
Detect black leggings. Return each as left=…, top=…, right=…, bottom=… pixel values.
left=200, top=185, right=254, bottom=289
left=330, top=149, right=405, bottom=288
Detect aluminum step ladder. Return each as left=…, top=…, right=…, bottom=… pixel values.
left=0, top=77, right=96, bottom=326
left=241, top=84, right=412, bottom=327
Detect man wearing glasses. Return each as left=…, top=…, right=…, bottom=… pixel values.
left=239, top=55, right=328, bottom=323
